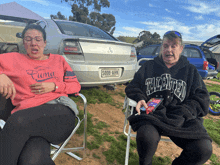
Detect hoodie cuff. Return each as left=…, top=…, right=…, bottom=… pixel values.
left=54, top=82, right=65, bottom=93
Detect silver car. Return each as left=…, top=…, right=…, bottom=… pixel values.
left=38, top=19, right=137, bottom=87
left=13, top=19, right=137, bottom=87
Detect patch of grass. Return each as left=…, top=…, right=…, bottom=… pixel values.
left=209, top=72, right=220, bottom=83
left=206, top=84, right=220, bottom=93
left=118, top=91, right=126, bottom=98
left=76, top=109, right=94, bottom=135
left=113, top=102, right=124, bottom=109
left=210, top=154, right=220, bottom=165
left=95, top=121, right=110, bottom=129
left=115, top=131, right=120, bottom=134
left=103, top=134, right=137, bottom=164
left=152, top=156, right=172, bottom=165
left=70, top=87, right=114, bottom=105
left=204, top=119, right=220, bottom=145
left=93, top=153, right=101, bottom=159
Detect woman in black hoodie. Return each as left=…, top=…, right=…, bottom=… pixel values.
left=125, top=31, right=212, bottom=165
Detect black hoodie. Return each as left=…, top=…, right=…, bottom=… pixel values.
left=125, top=56, right=211, bottom=140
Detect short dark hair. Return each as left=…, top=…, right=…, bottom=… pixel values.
left=22, top=24, right=46, bottom=41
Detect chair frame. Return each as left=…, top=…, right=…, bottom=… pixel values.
left=0, top=93, right=87, bottom=161
left=123, top=96, right=171, bottom=165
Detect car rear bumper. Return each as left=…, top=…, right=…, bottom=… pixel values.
left=199, top=69, right=218, bottom=79
left=206, top=70, right=218, bottom=79
left=67, top=63, right=136, bottom=87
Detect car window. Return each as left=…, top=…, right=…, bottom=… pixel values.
left=54, top=20, right=116, bottom=40
left=181, top=48, right=201, bottom=58
left=155, top=46, right=161, bottom=56
left=139, top=46, right=157, bottom=55
left=203, top=49, right=214, bottom=59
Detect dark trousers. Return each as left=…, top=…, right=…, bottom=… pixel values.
left=0, top=103, right=75, bottom=165
left=136, top=122, right=212, bottom=165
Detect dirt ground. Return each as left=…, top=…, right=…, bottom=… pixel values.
left=54, top=81, right=220, bottom=165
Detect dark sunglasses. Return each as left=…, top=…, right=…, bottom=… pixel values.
left=164, top=31, right=182, bottom=39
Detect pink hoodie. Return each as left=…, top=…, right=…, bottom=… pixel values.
left=0, top=53, right=81, bottom=114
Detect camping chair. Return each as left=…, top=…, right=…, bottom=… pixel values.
left=0, top=93, right=87, bottom=161
left=123, top=58, right=172, bottom=165
left=123, top=96, right=171, bottom=165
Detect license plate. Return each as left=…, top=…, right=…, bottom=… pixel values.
left=101, top=68, right=120, bottom=78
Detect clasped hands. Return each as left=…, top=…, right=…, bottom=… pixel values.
left=0, top=74, right=56, bottom=100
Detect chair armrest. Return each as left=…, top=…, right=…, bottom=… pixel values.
left=127, top=98, right=137, bottom=107
left=77, top=93, right=87, bottom=105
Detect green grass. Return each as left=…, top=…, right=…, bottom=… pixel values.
left=209, top=72, right=220, bottom=83
left=206, top=83, right=220, bottom=93
left=210, top=154, right=220, bottom=165
left=93, top=153, right=101, bottom=159
left=204, top=119, right=220, bottom=145
left=116, top=36, right=137, bottom=44
left=70, top=87, right=114, bottom=105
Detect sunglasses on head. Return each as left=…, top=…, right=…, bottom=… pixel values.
left=164, top=31, right=182, bottom=39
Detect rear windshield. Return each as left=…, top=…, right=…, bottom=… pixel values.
left=203, top=49, right=214, bottom=59
left=139, top=46, right=158, bottom=55
left=54, top=20, right=116, bottom=41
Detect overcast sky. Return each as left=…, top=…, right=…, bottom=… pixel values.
left=1, top=0, right=220, bottom=41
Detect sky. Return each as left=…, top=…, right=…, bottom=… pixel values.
left=1, top=0, right=220, bottom=41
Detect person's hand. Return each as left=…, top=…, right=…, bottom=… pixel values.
left=0, top=74, right=16, bottom=100
left=136, top=100, right=148, bottom=115
left=30, top=82, right=55, bottom=94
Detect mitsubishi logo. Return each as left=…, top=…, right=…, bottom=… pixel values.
left=109, top=47, right=113, bottom=53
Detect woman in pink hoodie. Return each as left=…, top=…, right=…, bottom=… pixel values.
left=0, top=24, right=81, bottom=165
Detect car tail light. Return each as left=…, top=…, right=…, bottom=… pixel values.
left=63, top=41, right=83, bottom=55
left=203, top=61, right=209, bottom=70
left=130, top=47, right=136, bottom=58
left=217, top=62, right=219, bottom=70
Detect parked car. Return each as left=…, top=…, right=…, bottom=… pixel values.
left=1, top=18, right=137, bottom=87
left=137, top=35, right=220, bottom=79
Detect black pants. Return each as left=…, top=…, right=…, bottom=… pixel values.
left=136, top=122, right=212, bottom=165
left=0, top=103, right=75, bottom=165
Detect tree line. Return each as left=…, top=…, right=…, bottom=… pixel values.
left=117, top=31, right=161, bottom=49
left=50, top=0, right=161, bottom=48
left=50, top=0, right=115, bottom=35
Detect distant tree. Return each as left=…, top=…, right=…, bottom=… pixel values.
left=62, top=0, right=116, bottom=35
left=134, top=30, right=161, bottom=49
left=89, top=12, right=116, bottom=34
left=50, top=11, right=67, bottom=20
left=117, top=36, right=127, bottom=42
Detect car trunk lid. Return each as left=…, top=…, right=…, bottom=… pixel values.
left=62, top=38, right=136, bottom=64
left=201, top=34, right=220, bottom=49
